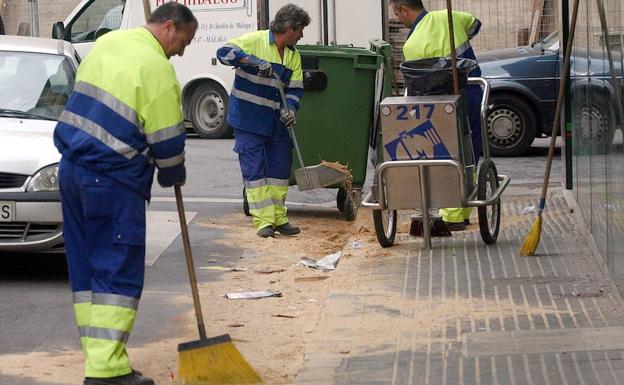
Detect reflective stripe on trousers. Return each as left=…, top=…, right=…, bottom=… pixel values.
left=234, top=127, right=293, bottom=230
left=246, top=183, right=289, bottom=230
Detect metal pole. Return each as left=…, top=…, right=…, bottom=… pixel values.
left=419, top=166, right=432, bottom=249
left=30, top=0, right=39, bottom=37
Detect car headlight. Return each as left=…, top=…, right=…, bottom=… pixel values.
left=26, top=163, right=59, bottom=192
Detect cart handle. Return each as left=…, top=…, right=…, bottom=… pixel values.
left=360, top=159, right=510, bottom=209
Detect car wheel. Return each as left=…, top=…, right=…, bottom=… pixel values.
left=189, top=82, right=232, bottom=139
left=574, top=94, right=615, bottom=150
left=486, top=94, right=537, bottom=156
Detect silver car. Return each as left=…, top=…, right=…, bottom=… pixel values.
left=0, top=36, right=78, bottom=252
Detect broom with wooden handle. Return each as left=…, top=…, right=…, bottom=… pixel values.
left=175, top=185, right=263, bottom=384
left=519, top=0, right=580, bottom=256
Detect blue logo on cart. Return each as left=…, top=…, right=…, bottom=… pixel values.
left=384, top=120, right=451, bottom=161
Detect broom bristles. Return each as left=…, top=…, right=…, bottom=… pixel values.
left=519, top=215, right=542, bottom=257
left=179, top=339, right=263, bottom=385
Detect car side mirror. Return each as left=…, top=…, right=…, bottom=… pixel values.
left=52, top=22, right=66, bottom=40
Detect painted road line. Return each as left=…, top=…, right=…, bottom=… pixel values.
left=146, top=210, right=196, bottom=266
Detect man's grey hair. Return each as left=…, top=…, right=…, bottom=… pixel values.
left=389, top=0, right=424, bottom=10
left=148, top=2, right=198, bottom=30
left=270, top=3, right=311, bottom=34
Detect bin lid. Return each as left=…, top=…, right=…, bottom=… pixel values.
left=297, top=44, right=382, bottom=70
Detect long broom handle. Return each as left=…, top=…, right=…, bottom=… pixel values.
left=539, top=0, right=580, bottom=210
left=175, top=184, right=207, bottom=341
left=446, top=0, right=460, bottom=95
left=273, top=73, right=312, bottom=186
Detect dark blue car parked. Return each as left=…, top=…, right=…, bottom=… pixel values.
left=478, top=32, right=622, bottom=156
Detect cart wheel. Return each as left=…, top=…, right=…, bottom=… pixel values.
left=243, top=188, right=251, bottom=216
left=337, top=188, right=358, bottom=221
left=373, top=209, right=397, bottom=247
left=477, top=159, right=500, bottom=244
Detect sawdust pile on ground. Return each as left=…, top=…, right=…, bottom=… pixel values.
left=189, top=208, right=376, bottom=384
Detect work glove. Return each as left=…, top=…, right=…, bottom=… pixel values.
left=257, top=61, right=274, bottom=78
left=157, top=166, right=186, bottom=188
left=280, top=108, right=296, bottom=127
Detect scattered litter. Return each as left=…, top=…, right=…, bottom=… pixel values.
left=272, top=314, right=298, bottom=319
left=199, top=266, right=250, bottom=272
left=225, top=290, right=282, bottom=300
left=227, top=323, right=245, bottom=328
left=295, top=276, right=329, bottom=283
left=351, top=241, right=362, bottom=249
left=240, top=250, right=261, bottom=259
left=299, top=251, right=342, bottom=271
left=255, top=268, right=286, bottom=274
left=308, top=299, right=317, bottom=303
left=521, top=206, right=535, bottom=215
left=559, top=289, right=605, bottom=299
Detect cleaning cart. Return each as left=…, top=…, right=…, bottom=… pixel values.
left=361, top=63, right=510, bottom=248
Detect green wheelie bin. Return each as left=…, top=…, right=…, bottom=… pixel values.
left=291, top=40, right=393, bottom=221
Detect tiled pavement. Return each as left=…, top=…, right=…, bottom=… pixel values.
left=297, top=189, right=624, bottom=385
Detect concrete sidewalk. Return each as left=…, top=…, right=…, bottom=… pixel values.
left=297, top=188, right=624, bottom=385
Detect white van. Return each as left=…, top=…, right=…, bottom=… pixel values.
left=53, top=0, right=258, bottom=138
left=53, top=0, right=385, bottom=138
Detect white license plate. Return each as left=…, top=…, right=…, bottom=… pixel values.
left=0, top=201, right=15, bottom=222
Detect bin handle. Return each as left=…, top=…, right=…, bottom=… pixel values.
left=354, top=54, right=383, bottom=70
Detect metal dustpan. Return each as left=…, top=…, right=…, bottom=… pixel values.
left=293, top=163, right=349, bottom=191
left=274, top=74, right=351, bottom=191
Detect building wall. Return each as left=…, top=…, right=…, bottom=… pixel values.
left=570, top=0, right=624, bottom=293
left=0, top=0, right=81, bottom=37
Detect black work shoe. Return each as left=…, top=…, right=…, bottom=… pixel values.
left=464, top=219, right=471, bottom=225
left=274, top=222, right=300, bottom=236
left=84, top=371, right=154, bottom=385
left=444, top=221, right=466, bottom=231
left=257, top=226, right=275, bottom=238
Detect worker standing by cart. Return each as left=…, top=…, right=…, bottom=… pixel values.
left=217, top=4, right=310, bottom=238
left=390, top=0, right=482, bottom=231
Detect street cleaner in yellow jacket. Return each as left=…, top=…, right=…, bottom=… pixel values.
left=391, top=0, right=483, bottom=231
left=54, top=3, right=196, bottom=384
left=217, top=4, right=310, bottom=238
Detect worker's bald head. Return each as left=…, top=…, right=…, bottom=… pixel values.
left=148, top=2, right=198, bottom=31
left=389, top=0, right=424, bottom=28
left=389, top=0, right=424, bottom=11
left=147, top=2, right=197, bottom=58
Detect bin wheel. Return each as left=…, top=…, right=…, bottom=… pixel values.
left=243, top=188, right=251, bottom=216
left=373, top=209, right=397, bottom=247
left=477, top=159, right=501, bottom=244
left=337, top=188, right=358, bottom=221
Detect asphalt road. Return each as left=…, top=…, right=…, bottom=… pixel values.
left=0, top=136, right=562, bottom=384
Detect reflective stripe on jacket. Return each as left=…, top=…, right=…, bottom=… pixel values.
left=403, top=10, right=481, bottom=77
left=54, top=27, right=185, bottom=200
left=217, top=30, right=304, bottom=136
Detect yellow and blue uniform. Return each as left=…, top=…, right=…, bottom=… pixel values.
left=54, top=27, right=185, bottom=378
left=403, top=9, right=482, bottom=224
left=217, top=30, right=304, bottom=230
